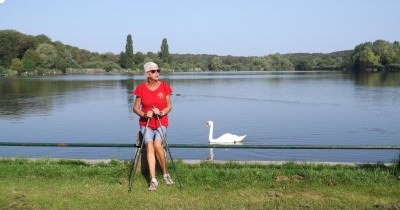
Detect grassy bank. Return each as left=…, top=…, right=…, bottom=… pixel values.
left=0, top=158, right=399, bottom=210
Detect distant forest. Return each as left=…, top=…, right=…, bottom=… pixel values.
left=1, top=29, right=399, bottom=76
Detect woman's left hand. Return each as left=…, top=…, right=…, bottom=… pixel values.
left=152, top=106, right=161, bottom=115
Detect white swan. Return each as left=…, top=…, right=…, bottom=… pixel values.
left=205, top=121, right=246, bottom=144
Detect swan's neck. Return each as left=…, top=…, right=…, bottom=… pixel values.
left=208, top=124, right=214, bottom=142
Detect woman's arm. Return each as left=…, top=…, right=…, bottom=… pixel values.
left=133, top=97, right=146, bottom=118
left=161, top=94, right=172, bottom=116
left=153, top=94, right=172, bottom=116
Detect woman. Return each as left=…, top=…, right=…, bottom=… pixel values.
left=133, top=61, right=174, bottom=191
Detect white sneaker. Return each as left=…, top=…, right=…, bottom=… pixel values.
left=163, top=174, right=174, bottom=185
left=148, top=178, right=158, bottom=191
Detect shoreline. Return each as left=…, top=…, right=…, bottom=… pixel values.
left=1, top=157, right=395, bottom=167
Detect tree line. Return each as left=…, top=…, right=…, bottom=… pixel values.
left=0, top=29, right=399, bottom=76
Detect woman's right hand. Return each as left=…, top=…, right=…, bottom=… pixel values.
left=144, top=110, right=153, bottom=118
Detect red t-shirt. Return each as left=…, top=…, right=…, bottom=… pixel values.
left=133, top=81, right=172, bottom=129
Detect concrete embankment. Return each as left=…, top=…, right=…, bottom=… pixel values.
left=2, top=157, right=394, bottom=167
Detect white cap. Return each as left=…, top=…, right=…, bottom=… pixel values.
left=143, top=62, right=158, bottom=73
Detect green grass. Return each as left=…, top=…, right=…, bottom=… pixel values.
left=0, top=158, right=399, bottom=209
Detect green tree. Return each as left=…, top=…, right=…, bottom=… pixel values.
left=21, top=49, right=40, bottom=75
left=125, top=34, right=134, bottom=69
left=134, top=52, right=145, bottom=66
left=360, top=47, right=380, bottom=68
left=372, top=40, right=393, bottom=65
left=10, top=58, right=22, bottom=73
left=267, top=53, right=294, bottom=70
left=144, top=52, right=162, bottom=64
left=393, top=41, right=400, bottom=64
left=210, top=56, right=222, bottom=71
left=119, top=52, right=126, bottom=68
left=160, top=38, right=171, bottom=63
left=36, top=43, right=57, bottom=71
left=52, top=42, right=77, bottom=73
left=32, top=34, right=51, bottom=46
left=63, top=49, right=77, bottom=71
left=56, top=57, right=67, bottom=73
left=351, top=43, right=381, bottom=71
left=0, top=30, right=35, bottom=67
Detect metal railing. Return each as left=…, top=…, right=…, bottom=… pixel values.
left=1, top=142, right=399, bottom=161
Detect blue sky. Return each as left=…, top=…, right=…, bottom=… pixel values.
left=1, top=0, right=399, bottom=56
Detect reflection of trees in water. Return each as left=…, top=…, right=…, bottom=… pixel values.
left=1, top=73, right=398, bottom=118
left=0, top=96, right=51, bottom=118
left=120, top=78, right=137, bottom=111
left=0, top=79, right=54, bottom=118
left=0, top=78, right=140, bottom=118
left=349, top=72, right=400, bottom=87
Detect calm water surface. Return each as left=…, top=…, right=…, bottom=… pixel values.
left=1, top=72, right=399, bottom=163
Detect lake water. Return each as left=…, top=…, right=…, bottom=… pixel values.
left=1, top=71, right=399, bottom=163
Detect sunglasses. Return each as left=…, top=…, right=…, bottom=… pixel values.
left=148, top=69, right=160, bottom=74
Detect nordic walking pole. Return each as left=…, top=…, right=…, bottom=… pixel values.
left=128, top=117, right=150, bottom=193
left=155, top=114, right=183, bottom=189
